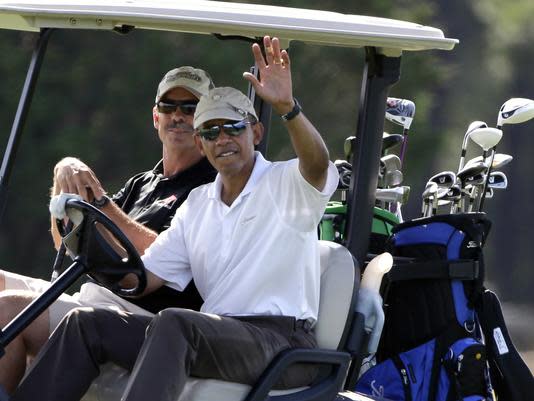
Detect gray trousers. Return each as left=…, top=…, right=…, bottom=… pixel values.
left=13, top=307, right=317, bottom=401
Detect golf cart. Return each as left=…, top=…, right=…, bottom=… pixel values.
left=0, top=1, right=457, bottom=400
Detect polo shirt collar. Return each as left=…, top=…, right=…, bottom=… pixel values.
left=152, top=158, right=215, bottom=182
left=208, top=151, right=271, bottom=201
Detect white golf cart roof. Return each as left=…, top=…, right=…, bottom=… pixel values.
left=0, top=0, right=457, bottom=53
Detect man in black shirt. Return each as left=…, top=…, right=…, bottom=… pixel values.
left=0, top=66, right=216, bottom=394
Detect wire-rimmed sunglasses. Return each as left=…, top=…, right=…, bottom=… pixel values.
left=156, top=100, right=198, bottom=116
left=197, top=119, right=255, bottom=141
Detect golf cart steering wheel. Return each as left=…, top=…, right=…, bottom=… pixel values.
left=55, top=198, right=147, bottom=297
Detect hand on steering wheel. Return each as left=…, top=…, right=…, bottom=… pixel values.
left=55, top=198, right=147, bottom=297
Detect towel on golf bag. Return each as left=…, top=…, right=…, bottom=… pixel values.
left=355, top=213, right=494, bottom=401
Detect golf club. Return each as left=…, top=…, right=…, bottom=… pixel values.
left=385, top=97, right=415, bottom=166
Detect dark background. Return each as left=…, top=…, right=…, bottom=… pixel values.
left=1, top=0, right=533, bottom=366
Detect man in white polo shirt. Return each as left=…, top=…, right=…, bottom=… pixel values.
left=12, top=35, right=339, bottom=401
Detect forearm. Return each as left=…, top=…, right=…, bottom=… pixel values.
left=281, top=108, right=330, bottom=191
left=98, top=201, right=158, bottom=255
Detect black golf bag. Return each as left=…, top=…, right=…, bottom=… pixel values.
left=355, top=213, right=533, bottom=401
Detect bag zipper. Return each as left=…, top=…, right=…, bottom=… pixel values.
left=392, top=356, right=413, bottom=400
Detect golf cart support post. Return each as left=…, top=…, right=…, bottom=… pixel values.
left=0, top=1, right=458, bottom=397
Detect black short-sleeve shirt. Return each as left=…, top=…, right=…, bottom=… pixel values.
left=111, top=157, right=216, bottom=313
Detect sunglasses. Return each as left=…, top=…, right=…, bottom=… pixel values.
left=197, top=120, right=254, bottom=141
left=156, top=100, right=198, bottom=116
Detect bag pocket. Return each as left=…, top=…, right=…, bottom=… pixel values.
left=355, top=356, right=412, bottom=400
left=444, top=337, right=489, bottom=400
left=356, top=338, right=444, bottom=401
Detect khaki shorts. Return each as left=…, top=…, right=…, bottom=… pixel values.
left=3, top=271, right=154, bottom=333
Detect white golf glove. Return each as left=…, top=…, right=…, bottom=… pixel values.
left=49, top=193, right=83, bottom=220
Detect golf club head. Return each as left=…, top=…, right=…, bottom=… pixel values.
left=429, top=171, right=456, bottom=188
left=458, top=161, right=488, bottom=183
left=488, top=171, right=508, bottom=189
left=465, top=153, right=513, bottom=170
left=381, top=154, right=402, bottom=173
left=497, top=97, right=534, bottom=128
left=459, top=121, right=488, bottom=171
left=465, top=172, right=486, bottom=186
left=344, top=136, right=356, bottom=161
left=468, top=127, right=503, bottom=151
left=422, top=181, right=438, bottom=199
left=334, top=159, right=352, bottom=171
left=442, top=184, right=462, bottom=201
left=421, top=181, right=438, bottom=216
left=334, top=159, right=352, bottom=189
left=466, top=121, right=489, bottom=135
left=384, top=170, right=403, bottom=187
left=385, top=97, right=415, bottom=129
left=345, top=133, right=405, bottom=161
left=375, top=186, right=410, bottom=204
left=382, top=132, right=404, bottom=155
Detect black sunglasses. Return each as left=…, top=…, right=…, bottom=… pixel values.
left=156, top=100, right=198, bottom=116
left=197, top=120, right=254, bottom=141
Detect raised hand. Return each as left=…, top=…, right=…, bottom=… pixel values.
left=243, top=36, right=295, bottom=116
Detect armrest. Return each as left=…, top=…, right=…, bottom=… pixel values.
left=244, top=348, right=351, bottom=401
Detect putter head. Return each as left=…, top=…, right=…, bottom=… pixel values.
left=497, top=97, right=534, bottom=127
left=429, top=171, right=456, bottom=188
left=488, top=171, right=508, bottom=189
left=385, top=97, right=415, bottom=129
left=468, top=127, right=503, bottom=151
left=465, top=153, right=513, bottom=170
left=382, top=132, right=404, bottom=155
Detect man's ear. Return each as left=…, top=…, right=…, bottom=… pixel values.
left=252, top=122, right=265, bottom=146
left=194, top=134, right=206, bottom=156
left=152, top=106, right=159, bottom=130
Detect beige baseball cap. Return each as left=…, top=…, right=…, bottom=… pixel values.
left=193, top=87, right=258, bottom=129
left=155, top=66, right=214, bottom=103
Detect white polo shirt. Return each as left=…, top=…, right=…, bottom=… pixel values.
left=141, top=152, right=338, bottom=322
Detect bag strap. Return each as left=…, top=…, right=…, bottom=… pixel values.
left=386, top=260, right=479, bottom=282
left=429, top=324, right=469, bottom=401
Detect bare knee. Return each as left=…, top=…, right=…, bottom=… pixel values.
left=0, top=270, right=6, bottom=291
left=0, top=291, right=36, bottom=325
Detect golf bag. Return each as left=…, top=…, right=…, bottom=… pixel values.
left=356, top=214, right=496, bottom=401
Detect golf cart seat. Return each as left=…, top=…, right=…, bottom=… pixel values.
left=82, top=240, right=357, bottom=401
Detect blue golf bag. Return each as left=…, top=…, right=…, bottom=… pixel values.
left=355, top=213, right=532, bottom=401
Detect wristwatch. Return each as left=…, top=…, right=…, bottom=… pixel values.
left=92, top=195, right=110, bottom=209
left=281, top=98, right=302, bottom=121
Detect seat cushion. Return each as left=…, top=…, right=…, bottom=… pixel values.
left=316, top=240, right=355, bottom=349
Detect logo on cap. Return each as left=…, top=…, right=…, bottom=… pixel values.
left=165, top=71, right=202, bottom=83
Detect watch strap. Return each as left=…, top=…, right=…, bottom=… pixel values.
left=281, top=98, right=302, bottom=121
left=92, top=195, right=110, bottom=209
